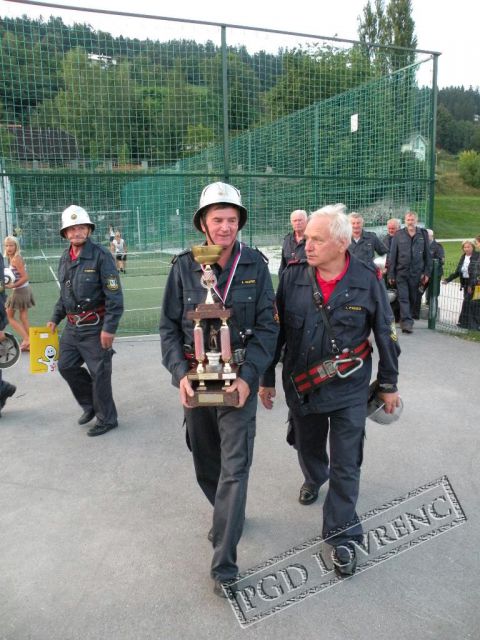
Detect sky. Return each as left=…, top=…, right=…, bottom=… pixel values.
left=2, top=0, right=479, bottom=89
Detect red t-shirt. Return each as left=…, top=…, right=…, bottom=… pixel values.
left=315, top=254, right=350, bottom=303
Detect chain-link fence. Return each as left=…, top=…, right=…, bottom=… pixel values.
left=1, top=5, right=439, bottom=334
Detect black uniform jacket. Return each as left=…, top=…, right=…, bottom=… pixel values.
left=348, top=231, right=387, bottom=267
left=262, top=254, right=400, bottom=416
left=387, top=227, right=432, bottom=281
left=279, top=232, right=306, bottom=276
left=160, top=242, right=279, bottom=393
left=51, top=238, right=124, bottom=334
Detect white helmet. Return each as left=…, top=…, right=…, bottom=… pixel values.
left=60, top=205, right=95, bottom=237
left=373, top=255, right=386, bottom=270
left=386, top=289, right=397, bottom=303
left=367, top=381, right=403, bottom=425
left=193, top=182, right=247, bottom=232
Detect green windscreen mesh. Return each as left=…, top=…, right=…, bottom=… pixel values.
left=0, top=10, right=436, bottom=334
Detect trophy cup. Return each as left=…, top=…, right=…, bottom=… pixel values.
left=185, top=245, right=239, bottom=408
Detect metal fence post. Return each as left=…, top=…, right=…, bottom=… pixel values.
left=428, top=258, right=440, bottom=330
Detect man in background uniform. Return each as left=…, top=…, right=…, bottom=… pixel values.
left=160, top=182, right=278, bottom=597
left=420, top=229, right=445, bottom=312
left=348, top=212, right=387, bottom=268
left=260, top=205, right=400, bottom=576
left=47, top=205, right=124, bottom=437
left=278, top=209, right=308, bottom=276
left=381, top=218, right=401, bottom=252
left=387, top=211, right=432, bottom=333
left=381, top=218, right=402, bottom=322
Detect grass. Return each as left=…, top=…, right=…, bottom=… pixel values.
left=434, top=151, right=480, bottom=240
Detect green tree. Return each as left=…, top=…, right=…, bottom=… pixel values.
left=201, top=51, right=261, bottom=132
left=458, top=150, right=480, bottom=188
left=32, top=48, right=140, bottom=163
left=358, top=0, right=417, bottom=73
left=264, top=45, right=372, bottom=119
left=0, top=102, right=13, bottom=160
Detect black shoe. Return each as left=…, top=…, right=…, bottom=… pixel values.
left=87, top=422, right=118, bottom=437
left=0, top=382, right=16, bottom=409
left=208, top=528, right=214, bottom=544
left=401, top=327, right=413, bottom=334
left=78, top=409, right=95, bottom=425
left=299, top=483, right=319, bottom=505
left=333, top=543, right=357, bottom=577
left=213, top=579, right=229, bottom=598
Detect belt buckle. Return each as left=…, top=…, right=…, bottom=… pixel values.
left=319, top=360, right=337, bottom=378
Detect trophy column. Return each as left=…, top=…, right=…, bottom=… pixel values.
left=185, top=246, right=239, bottom=408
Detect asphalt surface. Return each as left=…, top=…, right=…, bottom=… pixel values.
left=0, top=322, right=477, bottom=639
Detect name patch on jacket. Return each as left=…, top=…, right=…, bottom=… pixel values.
left=242, top=279, right=256, bottom=285
left=105, top=276, right=119, bottom=291
left=344, top=305, right=364, bottom=312
left=84, top=268, right=96, bottom=273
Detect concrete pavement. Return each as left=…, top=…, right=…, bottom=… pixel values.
left=0, top=324, right=477, bottom=639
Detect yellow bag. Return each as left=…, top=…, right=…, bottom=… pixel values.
left=29, top=326, right=60, bottom=374
left=472, top=285, right=480, bottom=302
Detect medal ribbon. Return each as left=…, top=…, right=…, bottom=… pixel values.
left=202, top=243, right=243, bottom=304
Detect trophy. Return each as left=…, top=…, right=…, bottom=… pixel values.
left=185, top=245, right=239, bottom=408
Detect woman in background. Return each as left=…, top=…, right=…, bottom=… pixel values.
left=110, top=230, right=128, bottom=274
left=3, top=235, right=35, bottom=351
left=442, top=240, right=479, bottom=329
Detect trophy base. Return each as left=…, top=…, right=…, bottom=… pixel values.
left=186, top=382, right=239, bottom=408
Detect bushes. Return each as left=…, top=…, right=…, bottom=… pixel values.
left=458, top=150, right=480, bottom=188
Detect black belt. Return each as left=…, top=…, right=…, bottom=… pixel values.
left=67, top=307, right=105, bottom=326
left=291, top=339, right=372, bottom=397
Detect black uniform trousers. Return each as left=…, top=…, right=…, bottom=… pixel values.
left=290, top=411, right=330, bottom=491
left=58, top=323, right=117, bottom=427
left=396, top=275, right=420, bottom=329
left=184, top=393, right=257, bottom=581
left=458, top=287, right=477, bottom=329
left=291, top=403, right=366, bottom=546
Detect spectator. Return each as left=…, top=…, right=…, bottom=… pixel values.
left=381, top=218, right=401, bottom=251
left=278, top=209, right=308, bottom=277
left=381, top=218, right=401, bottom=322
left=442, top=240, right=479, bottom=329
left=387, top=212, right=432, bottom=334
left=348, top=212, right=387, bottom=268
left=3, top=235, right=35, bottom=352
left=111, top=231, right=128, bottom=274
left=424, top=229, right=445, bottom=308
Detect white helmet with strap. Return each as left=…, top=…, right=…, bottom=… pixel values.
left=60, top=205, right=95, bottom=237
left=193, top=182, right=247, bottom=232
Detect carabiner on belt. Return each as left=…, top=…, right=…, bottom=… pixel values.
left=334, top=357, right=364, bottom=379
left=75, top=312, right=100, bottom=327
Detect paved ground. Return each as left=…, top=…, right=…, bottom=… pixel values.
left=0, top=322, right=477, bottom=639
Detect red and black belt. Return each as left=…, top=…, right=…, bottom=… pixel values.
left=67, top=307, right=106, bottom=325
left=291, top=339, right=372, bottom=397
